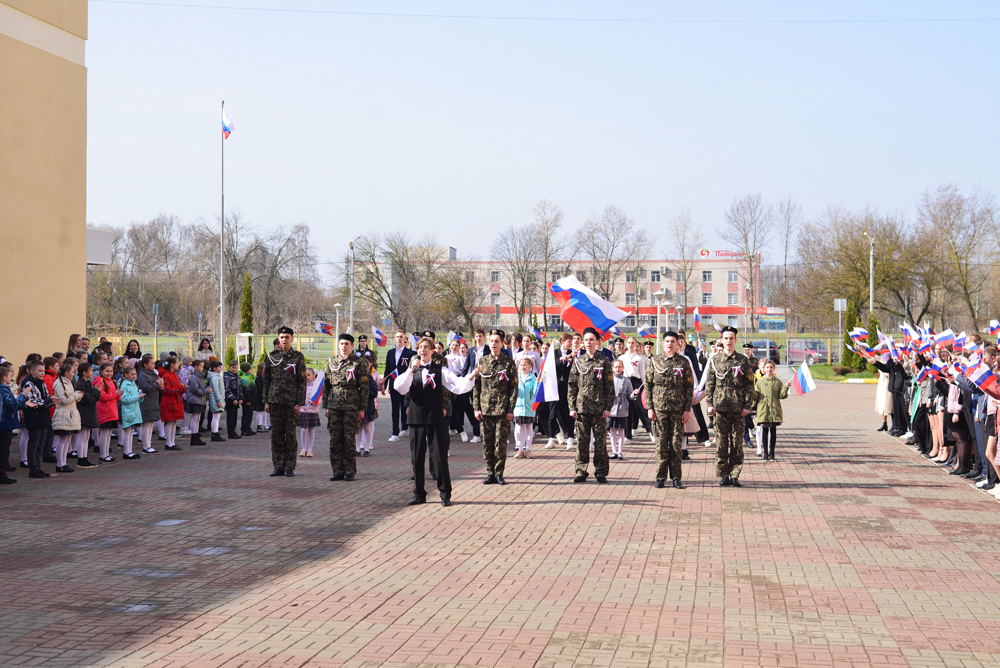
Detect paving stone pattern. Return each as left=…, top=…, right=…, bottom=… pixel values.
left=2, top=383, right=999, bottom=667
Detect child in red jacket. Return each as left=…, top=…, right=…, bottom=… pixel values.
left=93, top=362, right=122, bottom=463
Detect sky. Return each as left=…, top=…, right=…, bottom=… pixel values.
left=86, top=1, right=1000, bottom=280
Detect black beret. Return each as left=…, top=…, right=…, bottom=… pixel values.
left=720, top=326, right=739, bottom=335
left=742, top=343, right=755, bottom=349
left=489, top=329, right=506, bottom=339
left=278, top=326, right=294, bottom=336
left=662, top=330, right=680, bottom=340
left=643, top=340, right=654, bottom=345
left=338, top=333, right=355, bottom=343
left=582, top=327, right=599, bottom=338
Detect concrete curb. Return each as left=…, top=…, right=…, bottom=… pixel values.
left=842, top=378, right=879, bottom=384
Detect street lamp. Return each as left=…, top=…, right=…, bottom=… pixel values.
left=863, top=231, right=875, bottom=315
left=334, top=303, right=342, bottom=338
left=348, top=236, right=363, bottom=335
left=652, top=289, right=670, bottom=355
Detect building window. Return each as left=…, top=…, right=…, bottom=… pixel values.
left=675, top=270, right=682, bottom=282
left=702, top=270, right=712, bottom=283
left=527, top=270, right=537, bottom=284
left=625, top=271, right=635, bottom=284
left=466, top=271, right=475, bottom=283
left=551, top=271, right=560, bottom=283
left=490, top=270, right=500, bottom=283
left=702, top=293, right=712, bottom=305
left=625, top=293, right=636, bottom=305
left=728, top=316, right=738, bottom=327
left=728, top=270, right=739, bottom=283
left=649, top=314, right=657, bottom=328
left=728, top=293, right=739, bottom=305
left=490, top=293, right=500, bottom=305
left=548, top=315, right=562, bottom=330
left=649, top=270, right=660, bottom=283
left=624, top=315, right=636, bottom=327
left=576, top=271, right=587, bottom=283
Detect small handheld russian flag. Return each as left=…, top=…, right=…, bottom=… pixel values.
left=954, top=331, right=967, bottom=350
left=791, top=361, right=816, bottom=395
left=990, top=320, right=1000, bottom=336
left=693, top=308, right=701, bottom=332
left=966, top=362, right=998, bottom=392
left=408, top=333, right=419, bottom=349
left=935, top=329, right=955, bottom=348
left=222, top=110, right=234, bottom=139
left=371, top=326, right=388, bottom=347
left=315, top=322, right=334, bottom=336
left=531, top=326, right=546, bottom=340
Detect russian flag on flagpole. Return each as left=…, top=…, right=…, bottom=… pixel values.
left=532, top=342, right=560, bottom=410
left=315, top=322, right=334, bottom=336
left=637, top=326, right=655, bottom=339
left=371, top=326, right=388, bottom=347
left=222, top=110, right=234, bottom=139
left=693, top=308, right=701, bottom=332
left=549, top=275, right=627, bottom=337
left=792, top=361, right=816, bottom=395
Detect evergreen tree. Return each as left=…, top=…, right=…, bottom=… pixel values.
left=842, top=302, right=863, bottom=370
left=239, top=270, right=254, bottom=361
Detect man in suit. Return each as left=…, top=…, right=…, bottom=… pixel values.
left=464, top=328, right=488, bottom=374
left=384, top=329, right=416, bottom=442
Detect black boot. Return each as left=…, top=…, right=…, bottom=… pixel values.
left=211, top=433, right=225, bottom=442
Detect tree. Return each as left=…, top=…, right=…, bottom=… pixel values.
left=531, top=199, right=573, bottom=330
left=776, top=197, right=801, bottom=330
left=667, top=207, right=704, bottom=328
left=491, top=224, right=537, bottom=331
left=435, top=259, right=489, bottom=334
left=867, top=309, right=881, bottom=363
left=576, top=205, right=654, bottom=301
left=842, top=302, right=863, bottom=370
left=720, top=193, right=773, bottom=334
left=239, top=269, right=254, bottom=359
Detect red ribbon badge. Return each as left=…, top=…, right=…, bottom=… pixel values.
left=595, top=368, right=603, bottom=379
left=498, top=370, right=509, bottom=382
left=284, top=363, right=296, bottom=372
left=733, top=367, right=743, bottom=377
left=422, top=373, right=436, bottom=389
left=674, top=368, right=683, bottom=376
left=346, top=369, right=355, bottom=381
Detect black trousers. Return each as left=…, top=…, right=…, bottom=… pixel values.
left=27, top=427, right=46, bottom=472
left=450, top=392, right=480, bottom=436
left=226, top=405, right=240, bottom=436
left=0, top=431, right=12, bottom=470
left=535, top=402, right=549, bottom=434
left=628, top=391, right=651, bottom=435
left=690, top=404, right=710, bottom=443
left=760, top=424, right=777, bottom=458
left=390, top=390, right=408, bottom=435
left=912, top=404, right=930, bottom=454
left=547, top=399, right=573, bottom=440
left=241, top=403, right=255, bottom=433
left=410, top=423, right=451, bottom=497
left=891, top=392, right=909, bottom=433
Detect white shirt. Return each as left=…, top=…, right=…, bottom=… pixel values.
left=619, top=352, right=648, bottom=384
left=394, top=361, right=476, bottom=395
left=445, top=353, right=466, bottom=376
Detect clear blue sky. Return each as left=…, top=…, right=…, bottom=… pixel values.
left=86, top=1, right=1000, bottom=276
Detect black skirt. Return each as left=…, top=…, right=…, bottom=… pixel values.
left=53, top=429, right=79, bottom=437
left=607, top=416, right=628, bottom=429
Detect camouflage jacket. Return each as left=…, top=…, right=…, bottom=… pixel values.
left=704, top=351, right=755, bottom=414
left=567, top=353, right=614, bottom=415
left=473, top=353, right=518, bottom=416
left=323, top=354, right=370, bottom=412
left=262, top=348, right=308, bottom=406
left=645, top=352, right=694, bottom=414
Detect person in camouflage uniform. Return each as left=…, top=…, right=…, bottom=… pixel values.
left=567, top=327, right=615, bottom=483
left=323, top=333, right=370, bottom=481
left=704, top=326, right=755, bottom=487
left=645, top=330, right=694, bottom=489
left=473, top=328, right=518, bottom=485
left=262, top=326, right=308, bottom=477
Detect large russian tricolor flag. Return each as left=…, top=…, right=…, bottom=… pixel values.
left=791, top=361, right=816, bottom=395
left=532, top=342, right=560, bottom=410
left=549, top=276, right=626, bottom=337
left=693, top=308, right=702, bottom=332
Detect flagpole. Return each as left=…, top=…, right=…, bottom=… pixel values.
left=220, top=99, right=225, bottom=361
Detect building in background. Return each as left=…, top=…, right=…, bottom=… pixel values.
left=0, top=1, right=89, bottom=362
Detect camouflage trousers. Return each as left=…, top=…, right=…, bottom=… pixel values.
left=270, top=404, right=299, bottom=472
left=655, top=411, right=684, bottom=481
left=714, top=410, right=744, bottom=479
left=480, top=415, right=509, bottom=476
left=328, top=409, right=360, bottom=476
left=574, top=412, right=609, bottom=478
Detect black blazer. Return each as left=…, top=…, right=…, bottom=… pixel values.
left=384, top=347, right=416, bottom=393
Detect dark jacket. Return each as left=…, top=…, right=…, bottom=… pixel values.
left=254, top=374, right=266, bottom=411
left=872, top=359, right=910, bottom=394
left=683, top=343, right=703, bottom=382
left=364, top=377, right=378, bottom=420
left=137, top=367, right=161, bottom=423
left=384, top=347, right=417, bottom=394
left=223, top=370, right=242, bottom=405
left=21, top=376, right=52, bottom=430
left=74, top=376, right=101, bottom=429
left=183, top=370, right=207, bottom=406
left=0, top=384, right=28, bottom=432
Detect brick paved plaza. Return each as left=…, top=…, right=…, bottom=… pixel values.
left=2, top=382, right=999, bottom=668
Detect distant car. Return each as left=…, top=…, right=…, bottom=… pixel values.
left=749, top=340, right=782, bottom=365
left=786, top=339, right=835, bottom=365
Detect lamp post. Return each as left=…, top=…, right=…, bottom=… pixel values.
left=863, top=231, right=875, bottom=315
left=652, top=288, right=670, bottom=355
left=348, top=242, right=355, bottom=335
left=334, top=303, right=342, bottom=337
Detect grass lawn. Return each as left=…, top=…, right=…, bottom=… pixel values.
left=808, top=363, right=878, bottom=383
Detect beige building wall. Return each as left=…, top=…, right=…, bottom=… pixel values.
left=0, top=1, right=87, bottom=363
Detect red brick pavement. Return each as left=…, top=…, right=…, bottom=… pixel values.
left=1, top=383, right=999, bottom=667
